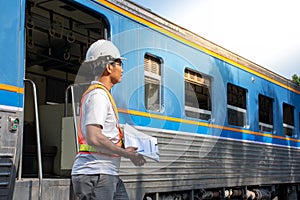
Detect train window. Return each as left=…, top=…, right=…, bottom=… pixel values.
left=144, top=54, right=162, bottom=112
left=283, top=103, right=294, bottom=136
left=184, top=69, right=211, bottom=120
left=258, top=94, right=273, bottom=132
left=227, top=83, right=247, bottom=127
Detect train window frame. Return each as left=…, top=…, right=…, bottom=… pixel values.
left=227, top=83, right=247, bottom=128
left=283, top=103, right=295, bottom=137
left=184, top=68, right=212, bottom=121
left=258, top=94, right=274, bottom=133
left=144, top=53, right=163, bottom=112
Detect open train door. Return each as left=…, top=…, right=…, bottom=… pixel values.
left=13, top=0, right=108, bottom=198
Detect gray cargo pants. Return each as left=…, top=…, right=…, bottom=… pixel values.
left=72, top=174, right=129, bottom=200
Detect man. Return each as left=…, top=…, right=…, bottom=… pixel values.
left=72, top=39, right=146, bottom=200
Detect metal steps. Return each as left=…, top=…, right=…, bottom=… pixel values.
left=0, top=154, right=15, bottom=200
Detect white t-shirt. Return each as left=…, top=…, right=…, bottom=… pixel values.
left=71, top=82, right=121, bottom=175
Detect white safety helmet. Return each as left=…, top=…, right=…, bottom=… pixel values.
left=82, top=39, right=125, bottom=77
left=85, top=39, right=125, bottom=62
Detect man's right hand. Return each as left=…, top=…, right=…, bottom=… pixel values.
left=125, top=147, right=146, bottom=166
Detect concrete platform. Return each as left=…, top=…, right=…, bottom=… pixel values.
left=13, top=178, right=75, bottom=200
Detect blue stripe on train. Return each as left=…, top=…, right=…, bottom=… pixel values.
left=119, top=112, right=300, bottom=148
left=0, top=90, right=23, bottom=108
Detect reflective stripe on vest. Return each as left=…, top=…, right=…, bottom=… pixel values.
left=77, top=83, right=123, bottom=155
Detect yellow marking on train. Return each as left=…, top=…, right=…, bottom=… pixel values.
left=118, top=108, right=300, bottom=143
left=0, top=84, right=24, bottom=94
left=98, top=0, right=300, bottom=95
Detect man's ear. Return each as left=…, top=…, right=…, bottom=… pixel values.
left=106, top=63, right=113, bottom=74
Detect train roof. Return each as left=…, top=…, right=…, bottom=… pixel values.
left=108, top=0, right=300, bottom=92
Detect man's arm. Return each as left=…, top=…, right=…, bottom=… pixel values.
left=86, top=124, right=146, bottom=166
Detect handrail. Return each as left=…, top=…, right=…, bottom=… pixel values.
left=64, top=82, right=90, bottom=117
left=64, top=84, right=73, bottom=117
left=65, top=84, right=79, bottom=152
left=23, top=79, right=43, bottom=200
left=71, top=85, right=79, bottom=152
left=64, top=82, right=90, bottom=152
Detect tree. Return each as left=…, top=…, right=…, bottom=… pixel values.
left=292, top=74, right=300, bottom=85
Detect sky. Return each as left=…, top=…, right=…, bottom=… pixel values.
left=131, top=0, right=300, bottom=79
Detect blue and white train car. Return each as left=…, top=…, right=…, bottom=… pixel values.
left=0, top=0, right=299, bottom=199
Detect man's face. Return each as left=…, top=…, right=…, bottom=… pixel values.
left=110, top=59, right=123, bottom=84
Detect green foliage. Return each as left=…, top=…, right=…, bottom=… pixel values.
left=292, top=74, right=300, bottom=85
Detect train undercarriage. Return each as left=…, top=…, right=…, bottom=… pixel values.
left=143, top=184, right=300, bottom=200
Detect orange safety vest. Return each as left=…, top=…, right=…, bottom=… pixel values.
left=77, top=83, right=124, bottom=155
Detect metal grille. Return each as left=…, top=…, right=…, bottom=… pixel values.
left=144, top=55, right=160, bottom=75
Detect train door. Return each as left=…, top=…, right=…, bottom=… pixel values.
left=23, top=0, right=109, bottom=177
